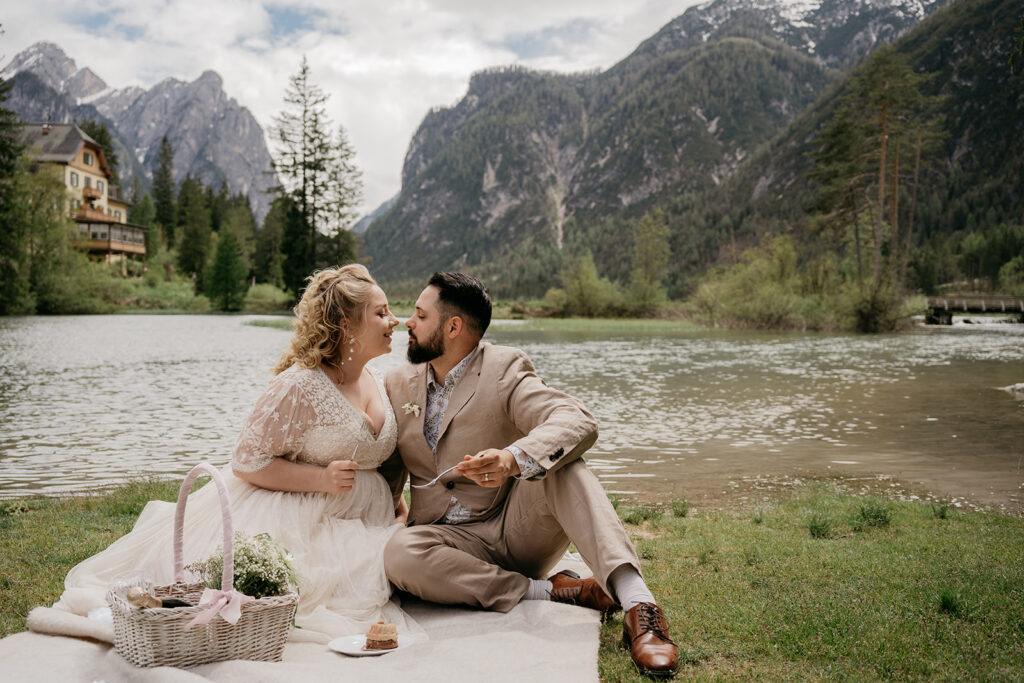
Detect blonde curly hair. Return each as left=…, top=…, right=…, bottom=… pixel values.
left=273, top=264, right=378, bottom=376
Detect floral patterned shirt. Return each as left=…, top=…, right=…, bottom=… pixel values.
left=424, top=346, right=543, bottom=524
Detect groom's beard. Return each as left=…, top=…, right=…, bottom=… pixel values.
left=407, top=325, right=445, bottom=364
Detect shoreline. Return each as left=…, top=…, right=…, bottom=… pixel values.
left=3, top=465, right=1018, bottom=518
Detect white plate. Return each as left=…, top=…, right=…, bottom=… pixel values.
left=328, top=633, right=412, bottom=656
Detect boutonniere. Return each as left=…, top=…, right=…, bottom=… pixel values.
left=402, top=402, right=421, bottom=417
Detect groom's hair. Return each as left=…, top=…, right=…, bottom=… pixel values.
left=428, top=272, right=491, bottom=338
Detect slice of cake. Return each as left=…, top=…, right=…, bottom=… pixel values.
left=363, top=621, right=399, bottom=650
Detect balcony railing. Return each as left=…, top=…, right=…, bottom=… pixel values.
left=82, top=187, right=101, bottom=200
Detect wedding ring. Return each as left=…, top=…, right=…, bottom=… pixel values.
left=484, top=473, right=490, bottom=482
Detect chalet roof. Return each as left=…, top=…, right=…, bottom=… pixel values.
left=16, top=123, right=112, bottom=177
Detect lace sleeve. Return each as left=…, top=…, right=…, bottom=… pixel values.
left=232, top=374, right=316, bottom=472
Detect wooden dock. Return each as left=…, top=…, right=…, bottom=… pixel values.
left=926, top=295, right=1024, bottom=324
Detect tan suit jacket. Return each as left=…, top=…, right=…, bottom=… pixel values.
left=381, top=342, right=598, bottom=526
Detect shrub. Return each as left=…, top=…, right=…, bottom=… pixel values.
left=671, top=498, right=689, bottom=518
left=857, top=499, right=893, bottom=529
left=931, top=501, right=951, bottom=519
left=937, top=589, right=965, bottom=617
left=839, top=283, right=923, bottom=333
left=696, top=542, right=717, bottom=565
left=544, top=251, right=625, bottom=317
left=808, top=514, right=832, bottom=538
left=621, top=506, right=661, bottom=525
left=245, top=283, right=294, bottom=313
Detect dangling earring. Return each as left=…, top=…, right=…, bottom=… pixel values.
left=348, top=337, right=355, bottom=361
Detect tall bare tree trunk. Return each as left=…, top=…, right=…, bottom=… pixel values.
left=889, top=134, right=901, bottom=290
left=902, top=133, right=922, bottom=289
left=852, top=191, right=864, bottom=286
left=874, top=119, right=887, bottom=286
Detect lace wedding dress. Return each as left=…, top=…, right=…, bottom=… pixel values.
left=56, top=364, right=417, bottom=643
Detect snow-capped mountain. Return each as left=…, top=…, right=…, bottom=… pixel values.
left=634, top=0, right=948, bottom=69
left=2, top=42, right=277, bottom=220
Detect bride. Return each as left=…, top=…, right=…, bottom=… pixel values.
left=56, top=264, right=416, bottom=643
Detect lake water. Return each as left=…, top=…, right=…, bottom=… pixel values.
left=1, top=315, right=1022, bottom=511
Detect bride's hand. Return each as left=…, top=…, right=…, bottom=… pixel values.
left=394, top=496, right=409, bottom=525
left=319, top=460, right=358, bottom=495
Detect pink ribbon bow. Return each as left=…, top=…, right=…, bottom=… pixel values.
left=185, top=588, right=255, bottom=629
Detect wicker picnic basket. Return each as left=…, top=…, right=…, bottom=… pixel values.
left=106, top=462, right=298, bottom=668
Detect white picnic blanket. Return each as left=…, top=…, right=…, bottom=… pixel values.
left=0, top=558, right=600, bottom=682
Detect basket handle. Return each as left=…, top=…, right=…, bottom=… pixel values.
left=173, top=463, right=234, bottom=592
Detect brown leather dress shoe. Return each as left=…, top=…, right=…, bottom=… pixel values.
left=622, top=602, right=680, bottom=678
left=547, top=570, right=621, bottom=619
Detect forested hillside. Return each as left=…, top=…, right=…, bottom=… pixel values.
left=664, top=0, right=1024, bottom=300
left=363, top=0, right=967, bottom=298
left=366, top=30, right=834, bottom=296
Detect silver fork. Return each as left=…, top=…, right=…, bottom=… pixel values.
left=410, top=454, right=483, bottom=489
left=410, top=463, right=461, bottom=489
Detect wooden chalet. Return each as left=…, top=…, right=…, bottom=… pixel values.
left=16, top=123, right=147, bottom=268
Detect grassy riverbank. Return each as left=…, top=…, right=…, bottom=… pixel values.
left=1, top=481, right=1021, bottom=680
left=247, top=311, right=706, bottom=335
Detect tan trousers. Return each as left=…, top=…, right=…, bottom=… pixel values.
left=383, top=459, right=641, bottom=612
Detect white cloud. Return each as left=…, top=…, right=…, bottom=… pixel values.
left=1, top=0, right=698, bottom=215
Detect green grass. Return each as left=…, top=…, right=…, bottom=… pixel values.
left=603, top=482, right=1024, bottom=681
left=0, top=477, right=206, bottom=636
left=246, top=317, right=295, bottom=331
left=490, top=317, right=704, bottom=334
left=2, top=481, right=1022, bottom=681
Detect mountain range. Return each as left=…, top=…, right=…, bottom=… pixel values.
left=2, top=43, right=277, bottom=221
left=363, top=0, right=958, bottom=295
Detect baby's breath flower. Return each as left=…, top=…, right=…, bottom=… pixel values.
left=189, top=531, right=299, bottom=599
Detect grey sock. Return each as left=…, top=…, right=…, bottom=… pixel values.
left=609, top=564, right=655, bottom=612
left=522, top=578, right=554, bottom=601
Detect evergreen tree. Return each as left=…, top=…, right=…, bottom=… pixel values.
left=135, top=193, right=158, bottom=256
left=271, top=56, right=363, bottom=289
left=316, top=223, right=356, bottom=269
left=176, top=175, right=211, bottom=290
left=219, top=193, right=257, bottom=274
left=206, top=230, right=249, bottom=310
left=280, top=197, right=312, bottom=296
left=78, top=120, right=119, bottom=186
left=321, top=124, right=363, bottom=239
left=846, top=46, right=931, bottom=286
left=628, top=210, right=670, bottom=314
left=152, top=135, right=176, bottom=245
left=0, top=70, right=29, bottom=314
left=129, top=179, right=158, bottom=256
left=810, top=107, right=870, bottom=286
left=254, top=195, right=289, bottom=288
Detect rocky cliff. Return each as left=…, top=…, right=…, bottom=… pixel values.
left=2, top=42, right=277, bottom=220
left=363, top=0, right=949, bottom=295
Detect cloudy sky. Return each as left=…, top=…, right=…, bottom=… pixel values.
left=2, top=1, right=706, bottom=216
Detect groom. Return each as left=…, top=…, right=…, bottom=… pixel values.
left=379, top=272, right=679, bottom=678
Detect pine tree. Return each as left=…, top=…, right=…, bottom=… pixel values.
left=78, top=120, right=120, bottom=186
left=219, top=193, right=256, bottom=275
left=810, top=107, right=870, bottom=285
left=271, top=57, right=363, bottom=290
left=176, top=175, right=211, bottom=290
left=129, top=179, right=159, bottom=256
left=206, top=230, right=249, bottom=310
left=254, top=195, right=289, bottom=288
left=628, top=210, right=670, bottom=315
left=281, top=197, right=312, bottom=296
left=0, top=71, right=29, bottom=314
left=152, top=135, right=176, bottom=245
